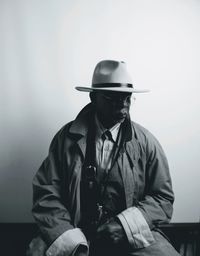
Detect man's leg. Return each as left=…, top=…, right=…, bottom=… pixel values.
left=128, top=231, right=180, bottom=256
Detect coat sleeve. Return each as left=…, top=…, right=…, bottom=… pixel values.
left=137, top=132, right=174, bottom=228
left=32, top=129, right=88, bottom=255
left=117, top=128, right=174, bottom=249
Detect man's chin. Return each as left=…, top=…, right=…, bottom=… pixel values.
left=113, top=114, right=127, bottom=124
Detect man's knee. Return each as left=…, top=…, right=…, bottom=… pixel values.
left=128, top=231, right=180, bottom=256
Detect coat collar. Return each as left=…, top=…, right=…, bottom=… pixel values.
left=69, top=103, right=133, bottom=140
left=68, top=103, right=95, bottom=158
left=69, top=103, right=94, bottom=137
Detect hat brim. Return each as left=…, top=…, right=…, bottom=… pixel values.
left=75, top=86, right=150, bottom=93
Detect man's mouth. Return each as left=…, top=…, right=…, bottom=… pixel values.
left=114, top=111, right=127, bottom=120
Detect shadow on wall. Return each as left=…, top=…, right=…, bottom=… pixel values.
left=0, top=119, right=55, bottom=222
left=0, top=89, right=82, bottom=222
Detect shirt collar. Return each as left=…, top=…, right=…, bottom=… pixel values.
left=95, top=114, right=121, bottom=142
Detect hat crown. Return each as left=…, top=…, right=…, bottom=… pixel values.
left=92, top=60, right=133, bottom=85
left=75, top=59, right=149, bottom=93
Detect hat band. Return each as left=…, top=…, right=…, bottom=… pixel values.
left=92, top=83, right=133, bottom=88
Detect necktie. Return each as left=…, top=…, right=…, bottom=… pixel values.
left=102, top=130, right=113, bottom=141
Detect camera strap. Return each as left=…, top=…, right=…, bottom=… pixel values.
left=81, top=113, right=129, bottom=227
left=84, top=115, right=96, bottom=169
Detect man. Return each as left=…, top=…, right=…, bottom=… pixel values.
left=27, top=60, right=180, bottom=256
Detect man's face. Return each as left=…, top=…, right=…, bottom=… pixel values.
left=91, top=91, right=132, bottom=128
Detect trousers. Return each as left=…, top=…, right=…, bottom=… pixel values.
left=89, top=231, right=180, bottom=256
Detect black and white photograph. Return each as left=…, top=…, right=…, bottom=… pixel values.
left=0, top=1, right=199, bottom=255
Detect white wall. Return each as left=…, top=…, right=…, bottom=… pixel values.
left=0, top=0, right=199, bottom=222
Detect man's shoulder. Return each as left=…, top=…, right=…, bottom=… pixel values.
left=130, top=121, right=160, bottom=147
left=54, top=121, right=74, bottom=138
left=49, top=121, right=76, bottom=150
left=131, top=121, right=152, bottom=138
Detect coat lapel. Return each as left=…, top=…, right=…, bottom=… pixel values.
left=69, top=103, right=94, bottom=159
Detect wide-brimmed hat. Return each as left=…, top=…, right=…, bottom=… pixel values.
left=75, top=60, right=149, bottom=93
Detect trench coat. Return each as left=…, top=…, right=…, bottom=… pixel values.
left=30, top=103, right=177, bottom=256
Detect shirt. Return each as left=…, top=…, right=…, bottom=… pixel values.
left=94, top=114, right=121, bottom=171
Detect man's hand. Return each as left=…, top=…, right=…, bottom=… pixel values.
left=95, top=218, right=126, bottom=246
left=73, top=244, right=88, bottom=256
left=26, top=236, right=47, bottom=256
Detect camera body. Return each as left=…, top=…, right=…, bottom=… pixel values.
left=80, top=165, right=105, bottom=238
